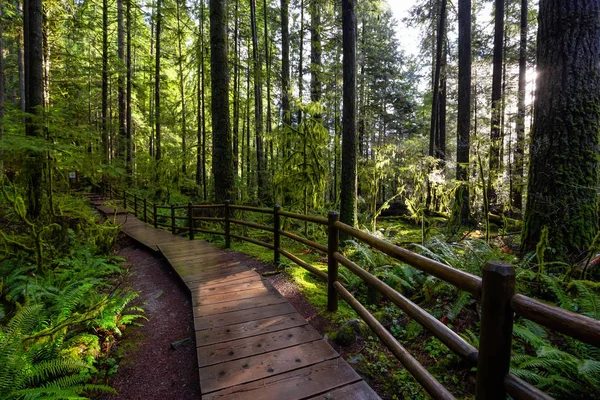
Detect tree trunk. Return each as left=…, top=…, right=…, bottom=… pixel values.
left=102, top=0, right=109, bottom=164
left=250, top=0, right=265, bottom=202
left=309, top=0, right=321, bottom=114
left=429, top=0, right=446, bottom=159
left=16, top=0, right=25, bottom=116
left=488, top=0, right=505, bottom=206
left=340, top=0, right=357, bottom=228
left=0, top=2, right=5, bottom=177
left=118, top=0, right=126, bottom=160
left=512, top=0, right=527, bottom=212
left=456, top=0, right=471, bottom=223
left=210, top=0, right=234, bottom=202
left=126, top=0, right=133, bottom=176
left=233, top=0, right=239, bottom=176
left=176, top=0, right=187, bottom=175
left=522, top=0, right=600, bottom=259
left=155, top=0, right=162, bottom=162
left=297, top=0, right=304, bottom=124
left=23, top=0, right=44, bottom=218
left=281, top=0, right=290, bottom=130
left=263, top=0, right=271, bottom=179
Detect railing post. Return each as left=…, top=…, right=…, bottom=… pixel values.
left=188, top=202, right=194, bottom=240
left=134, top=194, right=138, bottom=217
left=224, top=200, right=231, bottom=249
left=123, top=192, right=127, bottom=210
left=143, top=198, right=147, bottom=222
left=327, top=211, right=339, bottom=312
left=476, top=261, right=516, bottom=400
left=153, top=203, right=158, bottom=228
left=273, top=204, right=281, bottom=265
left=171, top=204, right=176, bottom=234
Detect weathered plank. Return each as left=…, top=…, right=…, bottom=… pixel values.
left=197, top=325, right=322, bottom=367
left=193, top=296, right=291, bottom=322
left=200, top=340, right=339, bottom=393
left=195, top=312, right=306, bottom=346
left=202, top=359, right=362, bottom=400
left=192, top=284, right=276, bottom=306
left=308, top=381, right=382, bottom=400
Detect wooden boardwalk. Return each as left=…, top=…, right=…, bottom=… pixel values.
left=93, top=200, right=381, bottom=400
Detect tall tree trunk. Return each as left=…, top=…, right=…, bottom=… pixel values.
left=246, top=50, right=251, bottom=190
left=522, top=0, right=600, bottom=259
left=357, top=18, right=365, bottom=159
left=102, top=0, right=109, bottom=164
left=263, top=0, right=271, bottom=179
left=176, top=0, right=187, bottom=174
left=0, top=2, right=5, bottom=177
left=126, top=0, right=132, bottom=176
left=16, top=0, right=25, bottom=116
left=210, top=0, right=234, bottom=202
left=309, top=0, right=321, bottom=115
left=437, top=38, right=447, bottom=161
left=297, top=0, right=304, bottom=124
left=23, top=0, right=44, bottom=218
left=199, top=0, right=207, bottom=199
left=456, top=0, right=471, bottom=223
left=155, top=0, right=162, bottom=162
left=149, top=3, right=155, bottom=157
left=281, top=0, right=290, bottom=130
left=118, top=0, right=126, bottom=160
left=233, top=0, right=240, bottom=176
left=512, top=0, right=527, bottom=212
left=488, top=0, right=505, bottom=206
left=340, top=0, right=357, bottom=228
left=429, top=0, right=446, bottom=159
left=250, top=0, right=265, bottom=201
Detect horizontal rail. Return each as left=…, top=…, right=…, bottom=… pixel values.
left=278, top=210, right=328, bottom=225
left=230, top=233, right=275, bottom=250
left=192, top=203, right=225, bottom=208
left=229, top=204, right=273, bottom=214
left=173, top=216, right=188, bottom=221
left=334, top=221, right=482, bottom=296
left=229, top=219, right=274, bottom=232
left=334, top=281, right=456, bottom=400
left=193, top=228, right=225, bottom=236
left=279, top=249, right=327, bottom=281
left=192, top=217, right=225, bottom=222
left=171, top=205, right=188, bottom=210
left=334, top=252, right=478, bottom=363
left=504, top=373, right=553, bottom=400
left=511, top=294, right=600, bottom=347
left=279, top=229, right=328, bottom=253
left=155, top=222, right=170, bottom=228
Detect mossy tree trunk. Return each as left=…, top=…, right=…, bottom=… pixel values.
left=522, top=0, right=600, bottom=259
left=210, top=0, right=234, bottom=202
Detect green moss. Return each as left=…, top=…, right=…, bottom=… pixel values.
left=331, top=323, right=356, bottom=346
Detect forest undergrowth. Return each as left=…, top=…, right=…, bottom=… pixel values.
left=0, top=184, right=144, bottom=399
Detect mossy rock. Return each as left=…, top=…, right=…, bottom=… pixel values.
left=331, top=319, right=370, bottom=346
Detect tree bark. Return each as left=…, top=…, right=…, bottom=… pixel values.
left=456, top=0, right=471, bottom=223
left=0, top=2, right=5, bottom=177
left=126, top=0, right=133, bottom=176
left=176, top=0, right=187, bottom=174
left=118, top=0, right=126, bottom=160
left=340, top=0, right=357, bottom=229
left=429, top=0, right=446, bottom=159
left=310, top=0, right=321, bottom=114
left=24, top=0, right=44, bottom=218
left=210, top=0, right=234, bottom=202
left=250, top=0, right=265, bottom=201
left=297, top=0, right=304, bottom=124
left=488, top=0, right=505, bottom=205
left=16, top=0, right=25, bottom=116
left=512, top=0, right=527, bottom=212
left=233, top=0, right=239, bottom=176
left=522, top=0, right=600, bottom=259
left=281, top=0, right=291, bottom=130
left=102, top=0, right=109, bottom=164
left=155, top=0, right=162, bottom=162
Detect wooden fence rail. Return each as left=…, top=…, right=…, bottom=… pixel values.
left=110, top=189, right=600, bottom=400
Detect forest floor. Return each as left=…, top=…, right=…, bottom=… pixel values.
left=98, top=234, right=369, bottom=399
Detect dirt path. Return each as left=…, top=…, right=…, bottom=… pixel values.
left=99, top=237, right=201, bottom=400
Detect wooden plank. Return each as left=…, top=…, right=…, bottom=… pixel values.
left=202, top=359, right=362, bottom=400
left=180, top=265, right=250, bottom=283
left=195, top=312, right=305, bottom=346
left=308, top=381, right=382, bottom=400
left=193, top=295, right=290, bottom=320
left=192, top=284, right=276, bottom=306
left=185, top=270, right=260, bottom=288
left=197, top=325, right=322, bottom=367
left=191, top=278, right=266, bottom=295
left=200, top=340, right=339, bottom=393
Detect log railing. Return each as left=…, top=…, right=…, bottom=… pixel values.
left=109, top=189, right=599, bottom=400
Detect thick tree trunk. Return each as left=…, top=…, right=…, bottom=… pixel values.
left=233, top=0, right=239, bottom=176
left=102, top=0, right=109, bottom=164
left=488, top=0, right=504, bottom=205
left=263, top=0, right=271, bottom=179
left=309, top=0, right=321, bottom=113
left=522, top=0, right=600, bottom=259
left=16, top=0, right=25, bottom=116
left=250, top=0, right=265, bottom=201
left=429, top=0, right=446, bottom=159
left=155, top=0, right=162, bottom=162
left=24, top=0, right=44, bottom=218
left=340, top=0, right=357, bottom=228
left=176, top=0, right=187, bottom=175
left=512, top=0, right=527, bottom=212
left=456, top=0, right=471, bottom=223
left=118, top=0, right=126, bottom=159
left=297, top=0, right=304, bottom=124
left=281, top=0, right=290, bottom=130
left=0, top=3, right=5, bottom=177
left=126, top=0, right=132, bottom=176
left=210, top=0, right=234, bottom=202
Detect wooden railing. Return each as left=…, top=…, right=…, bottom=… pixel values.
left=110, top=189, right=600, bottom=400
